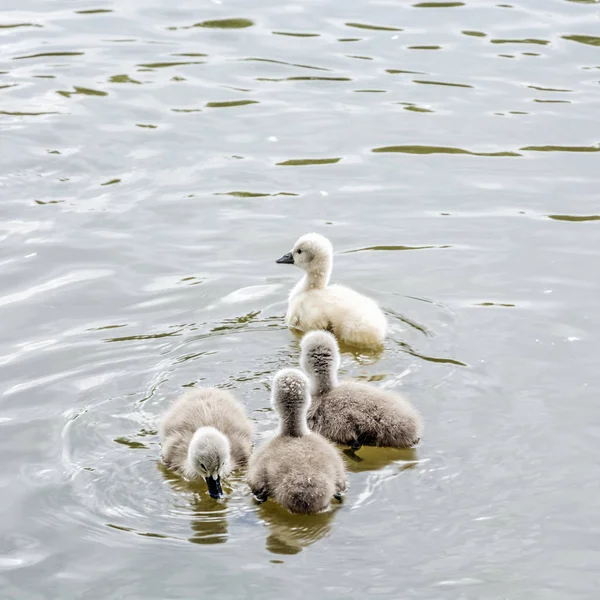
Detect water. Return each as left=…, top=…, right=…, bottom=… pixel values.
left=1, top=0, right=599, bottom=597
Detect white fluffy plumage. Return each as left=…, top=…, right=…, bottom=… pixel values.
left=276, top=233, right=387, bottom=348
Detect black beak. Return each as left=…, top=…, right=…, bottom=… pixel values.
left=205, top=475, right=223, bottom=499
left=276, top=252, right=294, bottom=265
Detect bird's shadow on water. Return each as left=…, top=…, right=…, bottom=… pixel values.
left=254, top=499, right=341, bottom=555
left=157, top=461, right=232, bottom=545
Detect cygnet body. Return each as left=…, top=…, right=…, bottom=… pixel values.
left=301, top=331, right=422, bottom=450
left=276, top=233, right=387, bottom=348
left=159, top=388, right=253, bottom=498
left=247, top=369, right=347, bottom=515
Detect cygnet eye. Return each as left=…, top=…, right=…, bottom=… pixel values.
left=200, top=463, right=206, bottom=471
left=296, top=248, right=302, bottom=254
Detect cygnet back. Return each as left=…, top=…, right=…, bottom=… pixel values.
left=247, top=369, right=346, bottom=514
left=301, top=331, right=422, bottom=450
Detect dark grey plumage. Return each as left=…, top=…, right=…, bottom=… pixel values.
left=300, top=331, right=423, bottom=449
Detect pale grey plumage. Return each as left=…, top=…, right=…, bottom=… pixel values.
left=301, top=331, right=423, bottom=449
left=159, top=388, right=253, bottom=495
left=247, top=369, right=347, bottom=515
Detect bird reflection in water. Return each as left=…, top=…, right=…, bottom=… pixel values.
left=256, top=500, right=340, bottom=555
left=157, top=460, right=231, bottom=545
left=342, top=445, right=419, bottom=473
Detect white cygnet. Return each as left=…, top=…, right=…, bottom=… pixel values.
left=276, top=233, right=387, bottom=348
left=247, top=368, right=347, bottom=515
left=159, top=388, right=253, bottom=499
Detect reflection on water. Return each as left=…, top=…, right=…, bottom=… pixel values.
left=256, top=500, right=339, bottom=555
left=342, top=446, right=419, bottom=474
left=2, top=0, right=600, bottom=596
left=158, top=463, right=231, bottom=545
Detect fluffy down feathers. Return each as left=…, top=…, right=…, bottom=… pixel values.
left=247, top=368, right=347, bottom=514
left=159, top=388, right=253, bottom=479
left=277, top=233, right=387, bottom=348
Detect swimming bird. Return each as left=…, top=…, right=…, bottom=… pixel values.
left=247, top=368, right=347, bottom=514
left=300, top=330, right=422, bottom=450
left=159, top=388, right=253, bottom=499
left=276, top=233, right=387, bottom=348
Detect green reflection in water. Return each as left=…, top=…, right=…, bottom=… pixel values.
left=404, top=105, right=434, bottom=113
left=258, top=76, right=351, bottom=82
left=475, top=302, right=516, bottom=307
left=57, top=86, right=108, bottom=98
left=533, top=99, right=570, bottom=104
left=243, top=57, right=330, bottom=71
left=106, top=524, right=172, bottom=540
left=14, top=51, right=84, bottom=60
left=387, top=68, right=427, bottom=74
left=106, top=329, right=183, bottom=342
left=114, top=436, right=147, bottom=449
left=1, top=110, right=59, bottom=116
left=216, top=191, right=271, bottom=198
left=528, top=85, right=572, bottom=92
left=521, top=145, right=600, bottom=152
left=372, top=145, right=520, bottom=157
left=0, top=23, right=42, bottom=28
left=491, top=38, right=550, bottom=45
left=548, top=215, right=600, bottom=222
left=562, top=34, right=600, bottom=46
left=344, top=245, right=449, bottom=253
left=273, top=31, right=320, bottom=38
left=256, top=499, right=339, bottom=555
left=414, top=79, right=472, bottom=88
left=191, top=18, right=254, bottom=29
left=277, top=158, right=341, bottom=166
left=158, top=462, right=236, bottom=546
left=109, top=74, right=141, bottom=84
left=215, top=191, right=298, bottom=198
left=343, top=446, right=419, bottom=474
left=414, top=2, right=465, bottom=6
left=205, top=100, right=258, bottom=108
left=462, top=30, right=487, bottom=37
left=76, top=9, right=113, bottom=14
left=346, top=22, right=403, bottom=31
left=137, top=61, right=205, bottom=68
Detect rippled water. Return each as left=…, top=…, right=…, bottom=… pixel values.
left=2, top=0, right=599, bottom=597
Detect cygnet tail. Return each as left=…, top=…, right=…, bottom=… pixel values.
left=275, top=472, right=333, bottom=515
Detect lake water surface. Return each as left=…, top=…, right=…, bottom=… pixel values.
left=1, top=0, right=599, bottom=598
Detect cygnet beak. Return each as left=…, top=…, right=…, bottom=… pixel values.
left=276, top=252, right=294, bottom=264
left=205, top=475, right=223, bottom=499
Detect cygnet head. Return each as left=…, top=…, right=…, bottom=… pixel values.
left=276, top=233, right=333, bottom=286
left=271, top=368, right=311, bottom=437
left=187, top=426, right=231, bottom=499
left=300, top=331, right=340, bottom=394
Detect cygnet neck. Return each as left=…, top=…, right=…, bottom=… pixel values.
left=311, top=368, right=338, bottom=396
left=303, top=258, right=332, bottom=291
left=279, top=403, right=310, bottom=438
